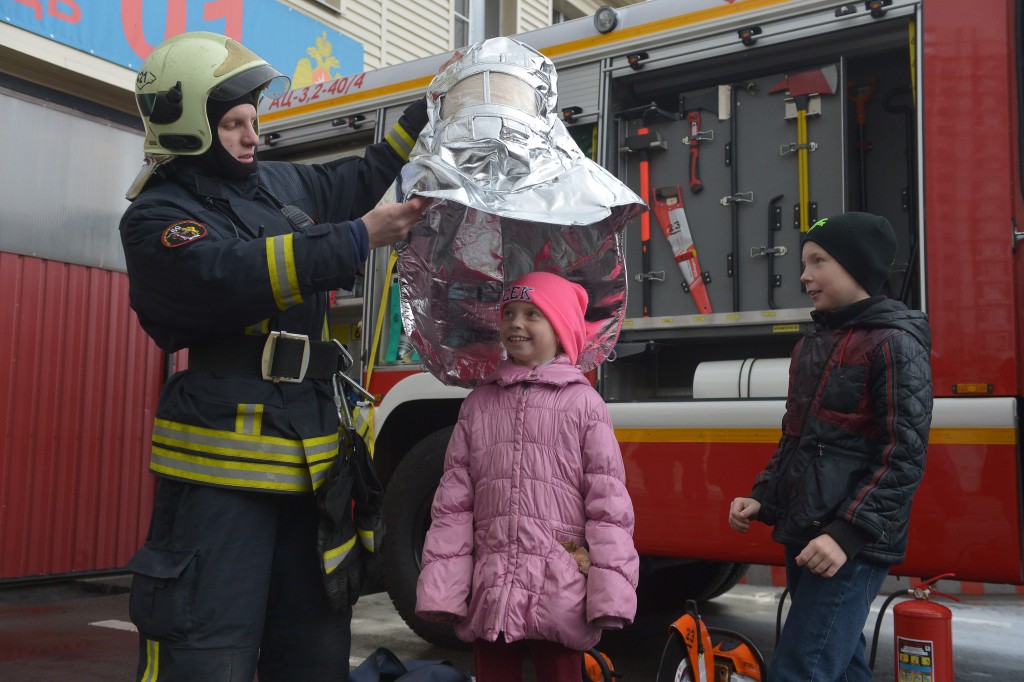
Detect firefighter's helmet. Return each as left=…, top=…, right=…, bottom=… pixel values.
left=134, top=31, right=288, bottom=157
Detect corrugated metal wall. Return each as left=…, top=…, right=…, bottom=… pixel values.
left=0, top=252, right=163, bottom=580
left=0, top=88, right=139, bottom=270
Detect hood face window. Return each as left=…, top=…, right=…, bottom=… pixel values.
left=440, top=72, right=541, bottom=120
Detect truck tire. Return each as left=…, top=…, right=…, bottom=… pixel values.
left=638, top=561, right=749, bottom=608
left=380, top=427, right=466, bottom=649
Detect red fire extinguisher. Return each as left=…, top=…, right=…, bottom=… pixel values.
left=882, top=573, right=960, bottom=682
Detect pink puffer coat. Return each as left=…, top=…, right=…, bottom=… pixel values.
left=415, top=356, right=639, bottom=651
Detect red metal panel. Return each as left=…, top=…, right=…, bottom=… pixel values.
left=923, top=0, right=1020, bottom=396
left=623, top=437, right=1023, bottom=584
left=0, top=252, right=163, bottom=580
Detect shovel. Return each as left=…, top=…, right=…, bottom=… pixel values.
left=769, top=65, right=838, bottom=231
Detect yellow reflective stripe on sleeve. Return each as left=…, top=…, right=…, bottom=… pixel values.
left=141, top=639, right=159, bottom=682
left=323, top=535, right=357, bottom=575
left=266, top=233, right=302, bottom=310
left=385, top=123, right=416, bottom=160
left=358, top=527, right=376, bottom=552
left=236, top=404, right=264, bottom=435
left=151, top=419, right=338, bottom=493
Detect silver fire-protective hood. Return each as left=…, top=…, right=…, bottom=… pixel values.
left=397, top=37, right=646, bottom=387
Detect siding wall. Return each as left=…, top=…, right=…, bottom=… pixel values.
left=0, top=253, right=163, bottom=580
left=343, top=0, right=387, bottom=69
left=519, top=0, right=552, bottom=33
left=348, top=0, right=451, bottom=69
left=304, top=0, right=643, bottom=71
left=383, top=0, right=451, bottom=67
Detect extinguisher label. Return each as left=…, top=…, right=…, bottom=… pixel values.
left=896, top=637, right=935, bottom=682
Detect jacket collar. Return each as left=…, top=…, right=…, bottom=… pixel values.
left=483, top=355, right=589, bottom=388
left=811, top=295, right=933, bottom=351
left=163, top=161, right=261, bottom=200
left=811, top=295, right=883, bottom=330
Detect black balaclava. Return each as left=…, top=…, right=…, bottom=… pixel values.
left=182, top=92, right=260, bottom=181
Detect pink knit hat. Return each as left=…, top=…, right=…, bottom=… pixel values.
left=501, top=271, right=589, bottom=364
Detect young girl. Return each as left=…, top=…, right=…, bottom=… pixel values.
left=416, top=271, right=639, bottom=682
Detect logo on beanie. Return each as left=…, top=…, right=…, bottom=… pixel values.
left=808, top=217, right=829, bottom=232
left=502, top=285, right=534, bottom=304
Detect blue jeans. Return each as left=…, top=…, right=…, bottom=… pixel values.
left=768, top=545, right=889, bottom=682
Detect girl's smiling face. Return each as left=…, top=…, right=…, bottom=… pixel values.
left=500, top=301, right=559, bottom=366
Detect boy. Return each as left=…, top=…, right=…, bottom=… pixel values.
left=729, top=212, right=933, bottom=681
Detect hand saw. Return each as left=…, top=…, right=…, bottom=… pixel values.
left=652, top=186, right=712, bottom=314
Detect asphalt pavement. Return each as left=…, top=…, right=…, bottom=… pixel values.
left=1, top=575, right=1021, bottom=681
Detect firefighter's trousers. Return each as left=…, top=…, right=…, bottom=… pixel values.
left=127, top=478, right=352, bottom=682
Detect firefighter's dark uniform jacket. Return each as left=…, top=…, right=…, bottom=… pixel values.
left=122, top=100, right=423, bottom=493
left=121, top=100, right=425, bottom=591
left=750, top=296, right=933, bottom=565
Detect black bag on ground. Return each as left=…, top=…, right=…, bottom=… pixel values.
left=349, top=647, right=472, bottom=682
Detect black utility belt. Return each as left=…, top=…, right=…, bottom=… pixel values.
left=188, top=332, right=344, bottom=382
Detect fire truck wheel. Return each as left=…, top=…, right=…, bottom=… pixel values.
left=380, top=426, right=467, bottom=650
left=638, top=561, right=749, bottom=609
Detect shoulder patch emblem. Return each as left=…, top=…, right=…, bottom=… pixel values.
left=161, top=221, right=208, bottom=248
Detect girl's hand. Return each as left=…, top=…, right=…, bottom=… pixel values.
left=437, top=50, right=463, bottom=74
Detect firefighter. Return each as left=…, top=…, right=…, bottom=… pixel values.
left=119, top=32, right=445, bottom=681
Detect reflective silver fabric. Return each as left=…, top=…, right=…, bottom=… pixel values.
left=398, top=37, right=645, bottom=386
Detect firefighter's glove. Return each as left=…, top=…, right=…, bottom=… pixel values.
left=349, top=427, right=386, bottom=594
left=355, top=519, right=384, bottom=588
left=316, top=448, right=359, bottom=608
left=319, top=530, right=365, bottom=609
left=316, top=428, right=387, bottom=609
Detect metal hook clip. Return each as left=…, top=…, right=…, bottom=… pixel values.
left=634, top=271, right=666, bottom=282
left=780, top=141, right=818, bottom=156
left=331, top=372, right=352, bottom=429
left=682, top=130, right=714, bottom=144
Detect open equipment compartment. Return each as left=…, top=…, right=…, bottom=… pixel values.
left=601, top=14, right=918, bottom=402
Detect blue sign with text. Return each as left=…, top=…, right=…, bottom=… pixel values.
left=1, top=0, right=363, bottom=89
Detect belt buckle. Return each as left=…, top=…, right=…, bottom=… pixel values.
left=261, top=331, right=310, bottom=383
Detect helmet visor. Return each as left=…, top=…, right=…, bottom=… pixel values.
left=210, top=64, right=290, bottom=101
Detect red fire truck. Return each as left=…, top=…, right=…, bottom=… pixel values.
left=258, top=0, right=1024, bottom=646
